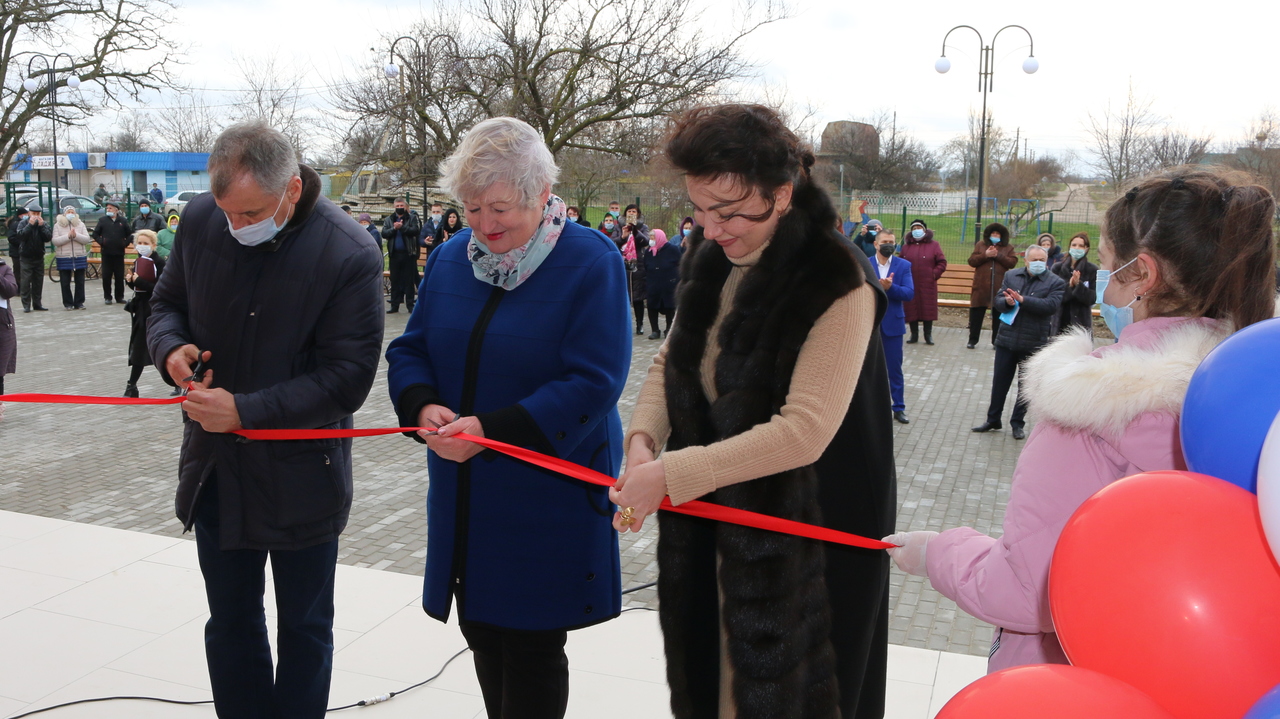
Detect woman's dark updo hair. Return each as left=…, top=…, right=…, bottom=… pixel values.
left=1105, top=166, right=1276, bottom=328
left=666, top=103, right=816, bottom=222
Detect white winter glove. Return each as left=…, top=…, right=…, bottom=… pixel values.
left=883, top=531, right=940, bottom=578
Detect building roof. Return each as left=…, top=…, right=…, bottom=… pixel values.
left=13, top=152, right=209, bottom=172
left=105, top=152, right=209, bottom=171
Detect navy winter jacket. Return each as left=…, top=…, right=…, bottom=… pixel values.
left=147, top=166, right=385, bottom=550
left=386, top=220, right=631, bottom=632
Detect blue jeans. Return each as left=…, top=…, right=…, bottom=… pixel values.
left=194, top=477, right=338, bottom=718
left=882, top=332, right=906, bottom=412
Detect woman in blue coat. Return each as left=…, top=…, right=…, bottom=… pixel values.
left=642, top=228, right=682, bottom=339
left=385, top=117, right=631, bottom=719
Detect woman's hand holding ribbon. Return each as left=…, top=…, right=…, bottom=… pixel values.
left=419, top=404, right=486, bottom=463
left=610, top=435, right=666, bottom=533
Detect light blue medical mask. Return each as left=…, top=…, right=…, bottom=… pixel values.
left=682, top=228, right=691, bottom=237
left=226, top=186, right=290, bottom=247
left=911, top=229, right=924, bottom=239
left=1027, top=260, right=1047, bottom=275
left=140, top=206, right=150, bottom=215
left=990, top=234, right=1002, bottom=244
left=1095, top=257, right=1141, bottom=337
left=1069, top=247, right=1087, bottom=261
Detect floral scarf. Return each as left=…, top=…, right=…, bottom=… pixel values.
left=468, top=195, right=566, bottom=290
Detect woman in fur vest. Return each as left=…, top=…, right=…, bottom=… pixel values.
left=614, top=103, right=896, bottom=719
left=886, top=167, right=1277, bottom=672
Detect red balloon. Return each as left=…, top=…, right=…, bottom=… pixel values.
left=937, top=664, right=1175, bottom=719
left=1050, top=471, right=1280, bottom=719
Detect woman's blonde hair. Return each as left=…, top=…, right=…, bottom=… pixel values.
left=133, top=229, right=158, bottom=245
left=439, top=117, right=559, bottom=208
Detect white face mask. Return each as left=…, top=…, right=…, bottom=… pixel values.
left=226, top=186, right=289, bottom=247
left=136, top=244, right=153, bottom=257
left=66, top=213, right=77, bottom=221
left=431, top=213, right=443, bottom=222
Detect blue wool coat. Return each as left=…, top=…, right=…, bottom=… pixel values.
left=385, top=220, right=632, bottom=631
left=876, top=254, right=915, bottom=337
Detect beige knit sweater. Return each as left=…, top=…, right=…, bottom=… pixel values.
left=624, top=242, right=877, bottom=505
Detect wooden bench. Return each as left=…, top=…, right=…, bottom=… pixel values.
left=381, top=245, right=431, bottom=295
left=934, top=262, right=1099, bottom=316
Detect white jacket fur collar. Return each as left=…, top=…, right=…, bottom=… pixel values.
left=1022, top=320, right=1229, bottom=438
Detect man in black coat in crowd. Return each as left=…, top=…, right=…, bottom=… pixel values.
left=92, top=201, right=132, bottom=304
left=14, top=205, right=51, bottom=312
left=381, top=196, right=422, bottom=313
left=5, top=207, right=28, bottom=289
left=132, top=199, right=166, bottom=233
left=147, top=121, right=384, bottom=718
left=973, top=244, right=1066, bottom=439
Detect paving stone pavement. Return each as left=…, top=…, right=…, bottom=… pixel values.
left=0, top=272, right=1088, bottom=657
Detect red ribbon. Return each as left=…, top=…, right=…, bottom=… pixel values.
left=0, top=393, right=895, bottom=551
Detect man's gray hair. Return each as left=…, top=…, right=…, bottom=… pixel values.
left=439, top=117, right=558, bottom=208
left=1025, top=245, right=1048, bottom=261
left=208, top=121, right=299, bottom=197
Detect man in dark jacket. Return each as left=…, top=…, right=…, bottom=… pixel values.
left=973, top=245, right=1066, bottom=439
left=6, top=207, right=28, bottom=289
left=92, top=201, right=132, bottom=304
left=132, top=199, right=166, bottom=233
left=147, top=121, right=384, bottom=718
left=148, top=183, right=165, bottom=205
left=14, top=205, right=51, bottom=312
left=418, top=201, right=443, bottom=247
left=381, top=197, right=422, bottom=313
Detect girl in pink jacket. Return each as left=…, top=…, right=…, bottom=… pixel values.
left=886, top=167, right=1277, bottom=672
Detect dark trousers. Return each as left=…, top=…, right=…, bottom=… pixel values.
left=986, top=345, right=1033, bottom=429
left=631, top=299, right=646, bottom=330
left=967, top=306, right=1000, bottom=346
left=59, top=268, right=85, bottom=308
left=387, top=253, right=419, bottom=309
left=101, top=254, right=125, bottom=302
left=908, top=320, right=932, bottom=341
left=19, top=256, right=43, bottom=309
left=882, top=332, right=905, bottom=412
left=194, top=478, right=338, bottom=719
left=647, top=306, right=673, bottom=333
left=460, top=623, right=569, bottom=719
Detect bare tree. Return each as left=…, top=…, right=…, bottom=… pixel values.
left=939, top=109, right=1015, bottom=191
left=823, top=110, right=937, bottom=193
left=152, top=93, right=223, bottom=152
left=1228, top=108, right=1280, bottom=204
left=105, top=109, right=150, bottom=151
left=1143, top=130, right=1212, bottom=171
left=0, top=0, right=181, bottom=175
left=232, top=54, right=313, bottom=158
left=1084, top=83, right=1159, bottom=192
left=334, top=0, right=787, bottom=191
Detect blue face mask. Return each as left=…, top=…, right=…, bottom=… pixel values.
left=1027, top=260, right=1047, bottom=275
left=1069, top=247, right=1087, bottom=261
left=868, top=228, right=879, bottom=236
left=911, top=229, right=924, bottom=239
left=990, top=235, right=1002, bottom=244
left=226, top=186, right=290, bottom=247
left=1095, top=257, right=1140, bottom=337
left=682, top=228, right=691, bottom=237
left=140, top=206, right=150, bottom=215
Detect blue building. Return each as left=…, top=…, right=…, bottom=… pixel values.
left=7, top=151, right=211, bottom=201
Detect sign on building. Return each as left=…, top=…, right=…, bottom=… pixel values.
left=30, top=155, right=73, bottom=170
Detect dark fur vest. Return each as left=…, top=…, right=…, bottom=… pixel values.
left=658, top=180, right=865, bottom=719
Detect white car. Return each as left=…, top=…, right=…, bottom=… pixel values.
left=162, top=190, right=203, bottom=217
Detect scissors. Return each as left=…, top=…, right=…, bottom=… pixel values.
left=181, top=355, right=207, bottom=397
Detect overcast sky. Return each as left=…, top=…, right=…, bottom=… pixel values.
left=70, top=0, right=1278, bottom=164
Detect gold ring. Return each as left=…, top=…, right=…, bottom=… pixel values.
left=620, top=506, right=635, bottom=526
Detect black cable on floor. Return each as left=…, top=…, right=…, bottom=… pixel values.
left=5, top=584, right=658, bottom=718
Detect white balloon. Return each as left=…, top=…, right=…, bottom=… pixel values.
left=935, top=57, right=951, bottom=74
left=1254, top=409, right=1280, bottom=563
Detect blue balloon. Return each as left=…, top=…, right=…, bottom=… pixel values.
left=1181, top=318, right=1280, bottom=494
left=1245, top=682, right=1280, bottom=719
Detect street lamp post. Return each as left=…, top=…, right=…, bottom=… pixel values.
left=384, top=36, right=429, bottom=213
left=22, top=52, right=81, bottom=196
left=935, top=25, right=1037, bottom=244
